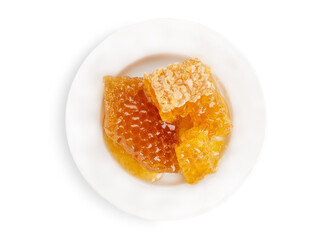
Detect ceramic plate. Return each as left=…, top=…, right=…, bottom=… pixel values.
left=65, top=19, right=265, bottom=220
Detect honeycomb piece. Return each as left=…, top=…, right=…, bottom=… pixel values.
left=103, top=130, right=162, bottom=182
left=103, top=76, right=179, bottom=173
left=175, top=128, right=225, bottom=184
left=144, top=58, right=232, bottom=137
left=144, top=58, right=216, bottom=122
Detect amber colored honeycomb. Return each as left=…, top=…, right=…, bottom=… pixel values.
left=175, top=128, right=225, bottom=184
left=103, top=76, right=180, bottom=173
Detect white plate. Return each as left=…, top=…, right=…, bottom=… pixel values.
left=65, top=19, right=265, bottom=220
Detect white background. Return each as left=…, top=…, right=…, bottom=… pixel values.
left=0, top=0, right=325, bottom=239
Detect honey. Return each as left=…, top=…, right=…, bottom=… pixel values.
left=103, top=76, right=179, bottom=173
left=103, top=58, right=232, bottom=184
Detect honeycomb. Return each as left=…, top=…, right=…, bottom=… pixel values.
left=103, top=76, right=180, bottom=173
left=175, top=128, right=225, bottom=184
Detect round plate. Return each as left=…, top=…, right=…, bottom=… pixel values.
left=65, top=19, right=265, bottom=220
